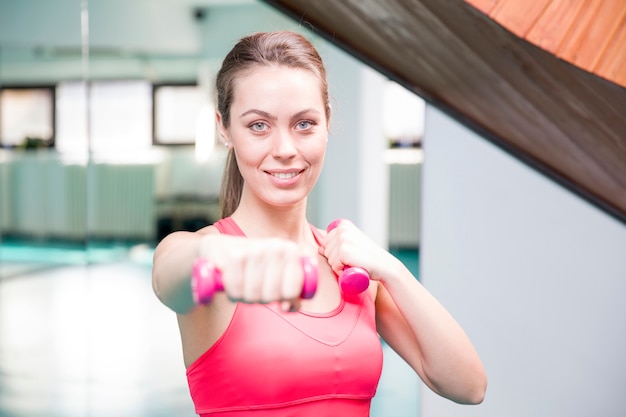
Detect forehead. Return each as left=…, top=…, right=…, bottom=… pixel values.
left=231, top=65, right=325, bottom=109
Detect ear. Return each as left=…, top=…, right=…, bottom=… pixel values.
left=215, top=111, right=233, bottom=149
left=326, top=103, right=332, bottom=130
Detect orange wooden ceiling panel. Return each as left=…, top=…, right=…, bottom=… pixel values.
left=466, top=0, right=502, bottom=14
left=525, top=0, right=587, bottom=53
left=489, top=0, right=552, bottom=37
left=594, top=13, right=626, bottom=86
left=558, top=0, right=625, bottom=69
left=466, top=0, right=626, bottom=88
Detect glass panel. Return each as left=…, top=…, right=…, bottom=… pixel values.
left=1, top=1, right=425, bottom=415
left=0, top=0, right=90, bottom=415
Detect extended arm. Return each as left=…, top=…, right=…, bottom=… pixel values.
left=152, top=227, right=315, bottom=315
left=152, top=230, right=212, bottom=314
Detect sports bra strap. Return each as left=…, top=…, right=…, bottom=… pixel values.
left=213, top=217, right=246, bottom=236
left=214, top=217, right=324, bottom=245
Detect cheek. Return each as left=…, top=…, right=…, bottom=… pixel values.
left=232, top=149, right=259, bottom=180
left=314, top=138, right=328, bottom=161
left=233, top=139, right=264, bottom=165
left=306, top=141, right=327, bottom=172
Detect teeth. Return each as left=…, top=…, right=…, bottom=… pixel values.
left=272, top=172, right=297, bottom=179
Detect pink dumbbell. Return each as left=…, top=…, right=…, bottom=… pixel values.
left=191, top=256, right=318, bottom=305
left=326, top=219, right=370, bottom=295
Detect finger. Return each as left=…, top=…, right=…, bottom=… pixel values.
left=222, top=259, right=244, bottom=301
left=242, top=248, right=265, bottom=303
left=261, top=251, right=283, bottom=303
left=321, top=237, right=343, bottom=276
left=213, top=238, right=250, bottom=301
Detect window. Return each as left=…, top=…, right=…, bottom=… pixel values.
left=383, top=80, right=425, bottom=148
left=0, top=86, right=54, bottom=148
left=153, top=84, right=207, bottom=146
left=5, top=80, right=207, bottom=158
left=56, top=80, right=152, bottom=157
left=383, top=81, right=425, bottom=165
left=55, top=82, right=88, bottom=156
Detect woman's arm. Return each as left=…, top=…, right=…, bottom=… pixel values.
left=152, top=226, right=314, bottom=314
left=321, top=221, right=487, bottom=404
left=152, top=228, right=217, bottom=314
left=375, top=263, right=487, bottom=404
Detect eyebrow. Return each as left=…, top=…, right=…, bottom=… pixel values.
left=239, top=108, right=321, bottom=120
left=240, top=109, right=275, bottom=120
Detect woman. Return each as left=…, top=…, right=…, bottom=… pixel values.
left=152, top=31, right=486, bottom=416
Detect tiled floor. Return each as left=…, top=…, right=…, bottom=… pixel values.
left=0, top=243, right=420, bottom=417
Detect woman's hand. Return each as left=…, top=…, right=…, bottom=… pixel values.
left=199, top=234, right=317, bottom=308
left=320, top=220, right=398, bottom=283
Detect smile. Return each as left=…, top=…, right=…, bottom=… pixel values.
left=270, top=171, right=300, bottom=179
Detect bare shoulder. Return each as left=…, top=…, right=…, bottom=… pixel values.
left=196, top=224, right=221, bottom=235
left=154, top=224, right=220, bottom=259
left=165, top=224, right=220, bottom=242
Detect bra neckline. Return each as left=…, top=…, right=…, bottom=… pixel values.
left=219, top=216, right=323, bottom=246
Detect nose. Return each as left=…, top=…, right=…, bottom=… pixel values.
left=272, top=129, right=297, bottom=159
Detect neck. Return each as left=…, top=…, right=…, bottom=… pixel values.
left=230, top=200, right=312, bottom=243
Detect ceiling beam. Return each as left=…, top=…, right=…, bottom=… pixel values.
left=262, top=0, right=626, bottom=224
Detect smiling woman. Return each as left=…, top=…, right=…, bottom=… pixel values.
left=152, top=30, right=486, bottom=417
left=215, top=31, right=332, bottom=219
left=219, top=65, right=327, bottom=211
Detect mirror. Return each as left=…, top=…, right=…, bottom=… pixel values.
left=0, top=1, right=315, bottom=414
left=0, top=1, right=91, bottom=414
left=0, top=1, right=423, bottom=415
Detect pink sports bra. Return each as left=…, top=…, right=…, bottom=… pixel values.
left=185, top=217, right=383, bottom=416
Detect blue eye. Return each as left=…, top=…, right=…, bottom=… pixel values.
left=296, top=120, right=314, bottom=130
left=250, top=122, right=267, bottom=131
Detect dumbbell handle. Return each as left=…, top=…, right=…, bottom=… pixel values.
left=191, top=256, right=318, bottom=305
left=326, top=219, right=370, bottom=295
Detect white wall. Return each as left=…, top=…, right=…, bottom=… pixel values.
left=314, top=43, right=389, bottom=246
left=420, top=105, right=626, bottom=417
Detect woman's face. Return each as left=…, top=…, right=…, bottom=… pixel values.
left=219, top=65, right=328, bottom=210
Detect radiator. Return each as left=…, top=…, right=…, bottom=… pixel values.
left=63, top=163, right=88, bottom=239
left=88, top=163, right=155, bottom=240
left=5, top=154, right=417, bottom=245
left=388, top=163, right=421, bottom=248
left=4, top=154, right=155, bottom=241
left=5, top=155, right=89, bottom=241
left=45, top=160, right=87, bottom=240
left=7, top=153, right=49, bottom=238
left=0, top=153, right=12, bottom=232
